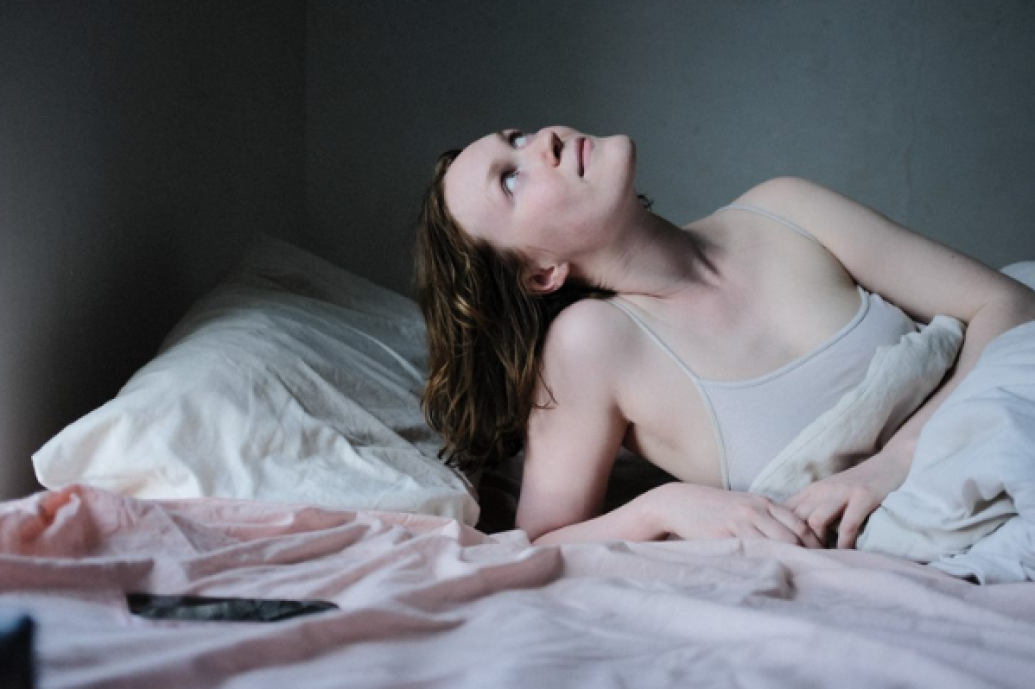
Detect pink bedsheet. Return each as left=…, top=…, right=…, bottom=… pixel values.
left=2, top=485, right=1034, bottom=688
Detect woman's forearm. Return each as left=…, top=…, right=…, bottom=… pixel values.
left=880, top=291, right=1035, bottom=470
left=529, top=481, right=821, bottom=548
left=529, top=487, right=669, bottom=546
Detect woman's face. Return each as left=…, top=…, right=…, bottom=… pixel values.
left=443, top=125, right=638, bottom=270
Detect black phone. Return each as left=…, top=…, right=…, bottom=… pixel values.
left=126, top=593, right=339, bottom=622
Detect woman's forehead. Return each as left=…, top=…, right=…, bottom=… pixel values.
left=443, top=135, right=503, bottom=234
left=453, top=132, right=502, bottom=178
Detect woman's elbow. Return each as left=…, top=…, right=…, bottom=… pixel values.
left=515, top=512, right=550, bottom=544
left=993, top=281, right=1035, bottom=326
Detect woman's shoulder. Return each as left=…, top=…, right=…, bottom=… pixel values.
left=539, top=298, right=641, bottom=382
left=727, top=176, right=1034, bottom=325
left=730, top=176, right=824, bottom=210
left=530, top=297, right=638, bottom=412
left=545, top=298, right=632, bottom=354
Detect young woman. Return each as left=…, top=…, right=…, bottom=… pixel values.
left=415, top=125, right=1035, bottom=549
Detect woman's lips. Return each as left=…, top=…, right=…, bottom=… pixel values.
left=578, top=137, right=592, bottom=177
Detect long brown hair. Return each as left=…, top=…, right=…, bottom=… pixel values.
left=415, top=149, right=645, bottom=475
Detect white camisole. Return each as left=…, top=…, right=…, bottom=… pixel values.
left=605, top=203, right=918, bottom=490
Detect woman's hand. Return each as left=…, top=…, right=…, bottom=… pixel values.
left=784, top=451, right=909, bottom=549
left=648, top=482, right=824, bottom=548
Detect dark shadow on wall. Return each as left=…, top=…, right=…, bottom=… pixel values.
left=0, top=0, right=305, bottom=499
left=304, top=0, right=602, bottom=297
left=14, top=241, right=190, bottom=499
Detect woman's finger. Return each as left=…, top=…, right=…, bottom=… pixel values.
left=753, top=516, right=804, bottom=545
left=789, top=501, right=828, bottom=543
left=790, top=499, right=814, bottom=522
left=741, top=521, right=794, bottom=542
left=784, top=490, right=810, bottom=511
left=836, top=495, right=878, bottom=549
left=804, top=501, right=846, bottom=544
left=769, top=505, right=823, bottom=548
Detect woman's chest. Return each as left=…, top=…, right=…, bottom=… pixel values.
left=614, top=231, right=866, bottom=484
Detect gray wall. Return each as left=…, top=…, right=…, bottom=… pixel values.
left=2, top=1, right=1033, bottom=499
left=306, top=0, right=1035, bottom=297
left=0, top=0, right=305, bottom=498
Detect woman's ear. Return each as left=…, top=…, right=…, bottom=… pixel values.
left=525, top=263, right=570, bottom=295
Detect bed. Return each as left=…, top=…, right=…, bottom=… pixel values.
left=3, top=237, right=1034, bottom=688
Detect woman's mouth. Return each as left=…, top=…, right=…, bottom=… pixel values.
left=577, top=137, right=591, bottom=177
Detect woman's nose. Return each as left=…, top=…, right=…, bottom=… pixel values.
left=530, top=129, right=562, bottom=166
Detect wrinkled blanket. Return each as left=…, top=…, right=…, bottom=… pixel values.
left=751, top=314, right=964, bottom=498
left=753, top=261, right=1035, bottom=583
left=2, top=486, right=1034, bottom=688
left=858, top=319, right=1035, bottom=582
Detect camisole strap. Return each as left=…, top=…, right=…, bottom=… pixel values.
left=715, top=202, right=821, bottom=245
left=604, top=298, right=702, bottom=381
left=603, top=297, right=731, bottom=488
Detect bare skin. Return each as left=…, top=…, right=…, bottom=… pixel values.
left=444, top=126, right=1035, bottom=550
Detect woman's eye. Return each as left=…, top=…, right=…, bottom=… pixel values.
left=503, top=170, right=519, bottom=195
left=509, top=131, right=528, bottom=148
left=502, top=131, right=526, bottom=195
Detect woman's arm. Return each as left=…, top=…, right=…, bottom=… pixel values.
left=738, top=177, right=1035, bottom=548
left=517, top=298, right=821, bottom=548
left=514, top=299, right=629, bottom=542
left=532, top=482, right=822, bottom=547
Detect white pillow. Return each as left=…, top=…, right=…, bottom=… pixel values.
left=33, top=236, right=479, bottom=526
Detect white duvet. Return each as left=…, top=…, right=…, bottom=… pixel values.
left=859, top=317, right=1035, bottom=583
left=754, top=262, right=1035, bottom=583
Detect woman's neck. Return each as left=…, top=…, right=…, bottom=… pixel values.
left=581, top=212, right=720, bottom=300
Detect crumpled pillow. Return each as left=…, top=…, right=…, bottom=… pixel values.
left=32, top=236, right=478, bottom=526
